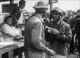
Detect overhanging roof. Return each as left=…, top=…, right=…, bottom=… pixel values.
left=0, top=0, right=9, bottom=2
left=0, top=0, right=12, bottom=2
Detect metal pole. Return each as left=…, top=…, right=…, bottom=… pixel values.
left=49, top=0, right=53, bottom=20
left=50, top=0, right=53, bottom=12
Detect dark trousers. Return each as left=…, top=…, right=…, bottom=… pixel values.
left=70, top=37, right=74, bottom=53
left=70, top=31, right=75, bottom=53
left=76, top=34, right=80, bottom=55
left=78, top=38, right=80, bottom=55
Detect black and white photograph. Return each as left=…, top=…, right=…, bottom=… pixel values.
left=0, top=0, right=80, bottom=58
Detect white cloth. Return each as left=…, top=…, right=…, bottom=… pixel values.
left=17, top=11, right=25, bottom=24
left=1, top=24, right=21, bottom=41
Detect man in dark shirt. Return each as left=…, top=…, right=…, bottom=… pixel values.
left=46, top=7, right=72, bottom=58
left=11, top=0, right=26, bottom=25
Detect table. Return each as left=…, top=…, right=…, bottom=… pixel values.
left=0, top=40, right=24, bottom=58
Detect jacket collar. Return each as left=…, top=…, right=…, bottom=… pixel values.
left=35, top=13, right=43, bottom=22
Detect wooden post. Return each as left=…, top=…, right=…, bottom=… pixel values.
left=10, top=0, right=14, bottom=4
left=50, top=0, right=53, bottom=12
left=8, top=51, right=13, bottom=58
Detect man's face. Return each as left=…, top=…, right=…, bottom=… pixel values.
left=7, top=18, right=12, bottom=25
left=43, top=10, right=47, bottom=17
left=37, top=8, right=47, bottom=18
left=20, top=2, right=25, bottom=9
left=52, top=11, right=61, bottom=22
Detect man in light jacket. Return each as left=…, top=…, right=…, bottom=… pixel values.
left=24, top=1, right=55, bottom=58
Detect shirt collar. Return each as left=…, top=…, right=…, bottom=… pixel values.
left=35, top=13, right=44, bottom=23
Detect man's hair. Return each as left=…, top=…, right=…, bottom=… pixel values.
left=4, top=16, right=13, bottom=23
left=4, top=15, right=17, bottom=26
left=19, top=0, right=26, bottom=5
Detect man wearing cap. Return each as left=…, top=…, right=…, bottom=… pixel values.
left=46, top=7, right=72, bottom=58
left=24, top=1, right=55, bottom=58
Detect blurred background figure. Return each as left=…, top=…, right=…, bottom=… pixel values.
left=75, top=9, right=80, bottom=58
left=69, top=11, right=76, bottom=54
left=11, top=0, right=26, bottom=25
left=10, top=0, right=26, bottom=38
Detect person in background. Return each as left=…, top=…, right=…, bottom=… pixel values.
left=11, top=0, right=26, bottom=25
left=46, top=7, right=72, bottom=58
left=11, top=0, right=26, bottom=38
left=62, top=11, right=76, bottom=54
left=24, top=1, right=55, bottom=58
left=69, top=12, right=76, bottom=54
left=75, top=10, right=80, bottom=58
left=1, top=15, right=22, bottom=42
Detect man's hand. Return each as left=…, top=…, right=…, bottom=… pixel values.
left=47, top=49, right=56, bottom=56
left=45, top=26, right=50, bottom=29
left=47, top=27, right=60, bottom=35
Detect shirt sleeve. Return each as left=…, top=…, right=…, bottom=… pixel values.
left=56, top=24, right=72, bottom=43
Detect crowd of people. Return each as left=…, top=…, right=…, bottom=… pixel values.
left=0, top=0, right=80, bottom=58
